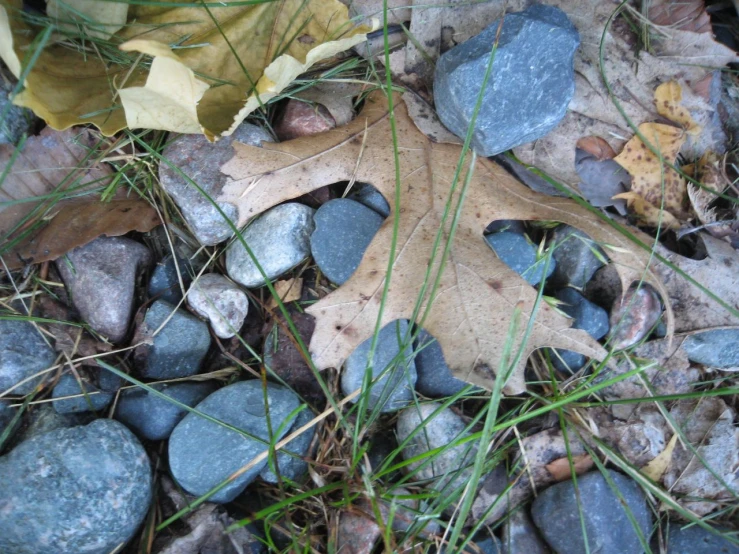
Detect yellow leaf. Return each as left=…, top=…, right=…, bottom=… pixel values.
left=654, top=81, right=701, bottom=135
left=46, top=0, right=128, bottom=40
left=613, top=191, right=681, bottom=229
left=641, top=433, right=678, bottom=481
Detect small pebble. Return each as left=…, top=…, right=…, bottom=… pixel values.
left=609, top=285, right=662, bottom=350
left=115, top=381, right=216, bottom=441
left=548, top=349, right=587, bottom=375
left=348, top=183, right=391, bottom=218
left=501, top=510, right=549, bottom=554
left=336, top=510, right=381, bottom=554
left=414, top=329, right=471, bottom=398
left=56, top=236, right=152, bottom=343
left=485, top=232, right=555, bottom=286
left=148, top=253, right=194, bottom=304
left=227, top=203, right=315, bottom=288
left=665, top=523, right=739, bottom=553
left=555, top=288, right=610, bottom=340
left=275, top=99, right=336, bottom=140
left=681, top=329, right=739, bottom=369
left=168, top=380, right=301, bottom=502
left=548, top=225, right=606, bottom=289
left=52, top=369, right=122, bottom=414
left=135, top=300, right=211, bottom=379
left=260, top=407, right=315, bottom=483
left=531, top=470, right=652, bottom=554
left=311, top=198, right=385, bottom=285
left=0, top=320, right=56, bottom=395
left=187, top=273, right=249, bottom=339
left=341, top=320, right=417, bottom=413
left=0, top=419, right=151, bottom=554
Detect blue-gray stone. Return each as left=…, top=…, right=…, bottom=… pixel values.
left=555, top=288, right=610, bottom=340
left=0, top=419, right=152, bottom=554
left=486, top=219, right=526, bottom=234
left=341, top=320, right=417, bottom=413
left=148, top=253, right=193, bottom=304
left=502, top=510, right=549, bottom=554
left=226, top=203, right=315, bottom=288
left=260, top=407, right=315, bottom=483
left=440, top=529, right=503, bottom=553
left=311, top=198, right=384, bottom=285
left=115, top=381, right=217, bottom=441
left=548, top=225, right=606, bottom=289
left=168, top=380, right=301, bottom=502
left=531, top=470, right=652, bottom=554
left=0, top=320, right=56, bottom=395
left=136, top=300, right=211, bottom=379
left=414, top=329, right=470, bottom=398
left=0, top=74, right=36, bottom=145
left=485, top=232, right=555, bottom=286
left=682, top=329, right=739, bottom=369
left=348, top=183, right=391, bottom=218
left=0, top=400, right=18, bottom=442
left=52, top=369, right=122, bottom=414
left=665, top=523, right=739, bottom=553
left=434, top=5, right=579, bottom=156
left=549, top=349, right=587, bottom=374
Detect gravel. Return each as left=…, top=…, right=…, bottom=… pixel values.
left=187, top=273, right=249, bottom=339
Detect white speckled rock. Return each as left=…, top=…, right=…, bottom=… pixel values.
left=187, top=274, right=249, bottom=339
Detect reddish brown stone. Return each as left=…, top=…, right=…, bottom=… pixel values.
left=609, top=285, right=662, bottom=350
left=336, top=511, right=381, bottom=554
left=275, top=99, right=336, bottom=140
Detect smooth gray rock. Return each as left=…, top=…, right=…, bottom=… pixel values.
left=485, top=232, right=555, bottom=286
left=7, top=404, right=94, bottom=449
left=187, top=273, right=249, bottom=339
left=0, top=320, right=56, bottom=395
left=341, top=320, right=417, bottom=413
left=52, top=369, right=122, bottom=414
left=502, top=510, right=550, bottom=554
left=434, top=5, right=579, bottom=156
left=227, top=203, right=315, bottom=288
left=555, top=288, right=609, bottom=340
left=396, top=402, right=477, bottom=491
left=414, top=329, right=470, bottom=398
left=136, top=300, right=211, bottom=379
left=0, top=419, right=152, bottom=554
left=260, top=407, right=315, bottom=483
left=548, top=226, right=606, bottom=289
left=311, top=198, right=384, bottom=285
left=531, top=470, right=652, bottom=554
left=682, top=329, right=739, bottom=369
left=439, top=529, right=503, bottom=553
left=148, top=253, right=194, bottom=304
left=56, top=236, right=152, bottom=343
left=160, top=123, right=274, bottom=246
left=168, top=380, right=301, bottom=502
left=665, top=523, right=739, bottom=553
left=0, top=400, right=18, bottom=442
left=548, top=349, right=587, bottom=375
left=115, top=381, right=217, bottom=441
left=348, top=183, right=391, bottom=218
left=0, top=72, right=36, bottom=145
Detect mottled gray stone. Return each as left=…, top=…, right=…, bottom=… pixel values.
left=548, top=225, right=606, bottom=289
left=56, top=236, right=152, bottom=342
left=0, top=400, right=18, bottom=441
left=665, top=523, right=739, bottom=553
left=7, top=404, right=94, bottom=449
left=148, top=253, right=194, bottom=304
left=531, top=470, right=652, bottom=554
left=502, top=510, right=549, bottom=554
left=311, top=198, right=384, bottom=285
left=0, top=72, right=36, bottom=145
left=414, top=329, right=470, bottom=398
left=341, top=320, right=417, bottom=413
left=0, top=320, right=56, bottom=395
left=485, top=232, right=555, bottom=286
left=348, top=183, right=391, bottom=218
left=115, top=381, right=217, bottom=441
left=0, top=419, right=152, bottom=554
left=136, top=300, right=211, bottom=379
left=168, top=380, right=301, bottom=502
left=160, top=123, right=274, bottom=246
left=260, top=407, right=315, bottom=483
left=227, top=203, right=315, bottom=288
left=434, top=5, right=579, bottom=156
left=555, top=288, right=609, bottom=340
left=52, top=369, right=122, bottom=414
left=187, top=273, right=249, bottom=339
left=682, top=329, right=739, bottom=369
left=439, top=529, right=503, bottom=553
left=548, top=349, right=587, bottom=374
left=396, top=402, right=477, bottom=491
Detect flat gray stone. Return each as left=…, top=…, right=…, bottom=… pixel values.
left=0, top=419, right=152, bottom=554
left=227, top=203, right=315, bottom=288
left=52, top=369, right=122, bottom=414
left=168, top=380, right=301, bottom=502
left=0, top=320, right=56, bottom=395
left=160, top=123, right=274, bottom=246
left=135, top=300, right=211, bottom=379
left=348, top=183, right=391, bottom=218
left=548, top=349, right=587, bottom=374
left=414, top=329, right=470, bottom=398
left=341, top=320, right=417, bottom=413
left=115, top=381, right=217, bottom=441
left=311, top=198, right=384, bottom=285
left=434, top=4, right=579, bottom=156
left=555, top=288, right=609, bottom=340
left=187, top=273, right=249, bottom=339
left=665, top=523, right=739, bottom=553
left=148, top=253, right=194, bottom=304
left=548, top=225, right=606, bottom=289
left=682, top=329, right=739, bottom=369
left=502, top=510, right=549, bottom=554
left=531, top=470, right=652, bottom=554
left=485, top=232, right=555, bottom=286
left=260, top=407, right=315, bottom=483
left=56, top=236, right=152, bottom=343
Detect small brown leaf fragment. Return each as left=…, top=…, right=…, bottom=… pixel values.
left=647, top=0, right=712, bottom=33
left=576, top=136, right=616, bottom=160
left=268, top=277, right=304, bottom=309
left=545, top=454, right=594, bottom=482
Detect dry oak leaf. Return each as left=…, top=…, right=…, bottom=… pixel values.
left=219, top=91, right=671, bottom=393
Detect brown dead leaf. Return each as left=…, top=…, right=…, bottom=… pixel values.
left=47, top=0, right=128, bottom=40
left=219, top=91, right=670, bottom=394
left=576, top=136, right=617, bottom=160
left=545, top=454, right=594, bottom=482
left=268, top=277, right=304, bottom=309
left=647, top=0, right=712, bottom=33
left=687, top=152, right=738, bottom=244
